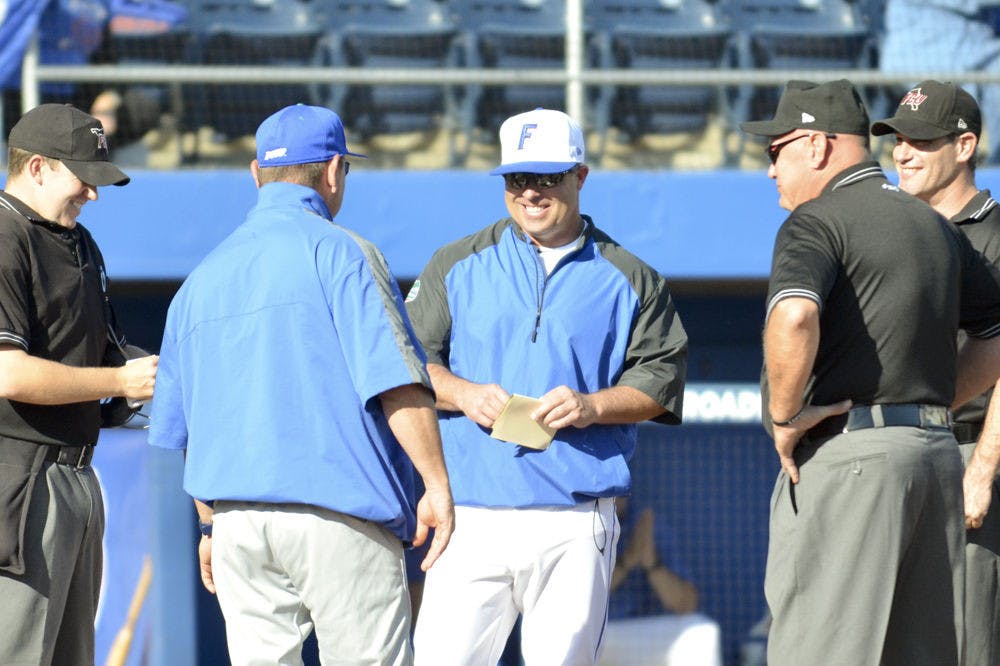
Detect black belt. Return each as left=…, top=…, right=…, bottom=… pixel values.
left=0, top=440, right=95, bottom=469
left=44, top=444, right=95, bottom=468
left=952, top=421, right=983, bottom=445
left=808, top=404, right=951, bottom=441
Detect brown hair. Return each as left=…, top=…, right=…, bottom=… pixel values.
left=7, top=147, right=61, bottom=177
left=256, top=161, right=329, bottom=189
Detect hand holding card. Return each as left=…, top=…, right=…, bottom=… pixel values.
left=490, top=394, right=557, bottom=450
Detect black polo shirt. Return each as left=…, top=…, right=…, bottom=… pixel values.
left=952, top=189, right=1000, bottom=426
left=0, top=191, right=113, bottom=447
left=764, top=162, right=1000, bottom=420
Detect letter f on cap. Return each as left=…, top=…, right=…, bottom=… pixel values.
left=518, top=124, right=538, bottom=149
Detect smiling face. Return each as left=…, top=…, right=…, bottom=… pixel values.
left=503, top=164, right=588, bottom=247
left=892, top=134, right=965, bottom=204
left=39, top=159, right=98, bottom=228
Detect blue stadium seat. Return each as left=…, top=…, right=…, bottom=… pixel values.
left=719, top=0, right=876, bottom=132
left=185, top=0, right=325, bottom=140
left=107, top=0, right=191, bottom=68
left=452, top=0, right=573, bottom=136
left=588, top=0, right=737, bottom=164
left=321, top=0, right=467, bottom=164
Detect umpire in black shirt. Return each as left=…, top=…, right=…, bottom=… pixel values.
left=872, top=80, right=1000, bottom=666
left=742, top=79, right=1000, bottom=666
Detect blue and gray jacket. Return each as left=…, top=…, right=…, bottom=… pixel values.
left=405, top=215, right=688, bottom=507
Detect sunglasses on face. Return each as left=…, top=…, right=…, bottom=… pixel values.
left=503, top=167, right=577, bottom=190
left=343, top=160, right=351, bottom=175
left=766, top=133, right=837, bottom=165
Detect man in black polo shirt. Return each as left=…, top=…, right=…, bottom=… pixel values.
left=0, top=104, right=158, bottom=664
left=742, top=79, right=1000, bottom=666
left=872, top=80, right=1000, bottom=666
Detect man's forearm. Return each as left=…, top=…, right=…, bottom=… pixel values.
left=954, top=336, right=1000, bottom=409
left=586, top=385, right=665, bottom=424
left=0, top=347, right=125, bottom=404
left=970, top=377, right=1000, bottom=480
left=426, top=363, right=468, bottom=413
left=764, top=298, right=820, bottom=420
left=380, top=383, right=451, bottom=490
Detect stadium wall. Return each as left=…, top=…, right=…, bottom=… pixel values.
left=88, top=168, right=788, bottom=281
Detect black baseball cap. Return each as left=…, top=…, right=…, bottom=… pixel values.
left=740, top=79, right=870, bottom=138
left=8, top=104, right=130, bottom=186
left=871, top=80, right=981, bottom=140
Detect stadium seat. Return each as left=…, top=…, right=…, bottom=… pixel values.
left=187, top=0, right=326, bottom=140
left=588, top=0, right=737, bottom=164
left=452, top=0, right=574, bottom=137
left=107, top=0, right=190, bottom=67
left=719, top=0, right=876, bottom=135
left=321, top=0, right=467, bottom=165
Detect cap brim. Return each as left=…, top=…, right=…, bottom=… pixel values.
left=739, top=119, right=799, bottom=137
left=63, top=159, right=130, bottom=186
left=489, top=161, right=579, bottom=176
left=870, top=117, right=952, bottom=140
left=345, top=150, right=367, bottom=159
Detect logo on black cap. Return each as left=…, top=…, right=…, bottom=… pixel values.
left=900, top=89, right=928, bottom=112
left=90, top=127, right=109, bottom=153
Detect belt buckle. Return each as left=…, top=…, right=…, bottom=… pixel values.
left=920, top=405, right=950, bottom=429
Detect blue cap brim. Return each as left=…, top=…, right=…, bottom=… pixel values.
left=489, top=161, right=579, bottom=176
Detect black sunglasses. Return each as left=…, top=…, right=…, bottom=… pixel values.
left=343, top=160, right=351, bottom=175
left=766, top=133, right=837, bottom=165
left=503, top=167, right=577, bottom=190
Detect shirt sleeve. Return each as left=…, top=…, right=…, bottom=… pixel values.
left=766, top=211, right=842, bottom=319
left=617, top=267, right=688, bottom=425
left=404, top=246, right=454, bottom=368
left=322, top=234, right=432, bottom=405
left=147, top=309, right=189, bottom=450
left=0, top=222, right=31, bottom=351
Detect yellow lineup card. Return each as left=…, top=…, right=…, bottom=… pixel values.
left=490, top=394, right=557, bottom=450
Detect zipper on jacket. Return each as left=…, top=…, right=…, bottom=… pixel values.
left=521, top=218, right=588, bottom=343
left=531, top=252, right=544, bottom=343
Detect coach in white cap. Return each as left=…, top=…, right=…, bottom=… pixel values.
left=405, top=108, right=689, bottom=665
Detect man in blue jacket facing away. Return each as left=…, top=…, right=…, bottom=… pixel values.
left=149, top=104, right=454, bottom=665
left=405, top=107, right=688, bottom=665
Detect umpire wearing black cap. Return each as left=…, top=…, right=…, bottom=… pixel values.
left=873, top=80, right=1000, bottom=666
left=743, top=80, right=1000, bottom=666
left=0, top=104, right=157, bottom=664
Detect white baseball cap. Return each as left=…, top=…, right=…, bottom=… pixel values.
left=489, top=108, right=585, bottom=175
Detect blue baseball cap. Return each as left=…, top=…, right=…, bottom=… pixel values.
left=255, top=104, right=366, bottom=167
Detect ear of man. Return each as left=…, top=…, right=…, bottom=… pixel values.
left=326, top=154, right=343, bottom=189
left=956, top=132, right=979, bottom=166
left=250, top=159, right=262, bottom=189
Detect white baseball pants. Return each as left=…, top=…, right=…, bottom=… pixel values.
left=414, top=498, right=618, bottom=666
